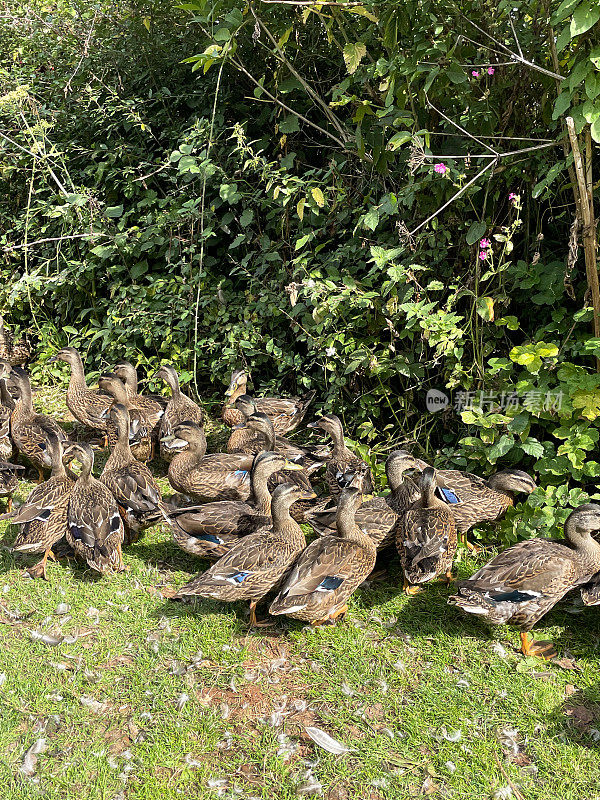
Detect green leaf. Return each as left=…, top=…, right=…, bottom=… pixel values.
left=62, top=326, right=78, bottom=335
left=311, top=187, right=325, bottom=208
left=552, top=90, right=572, bottom=120
left=446, top=62, right=467, bottom=84
left=297, top=197, right=305, bottom=221
left=592, top=116, right=600, bottom=142
left=240, top=208, right=254, bottom=227
left=343, top=42, right=367, bottom=75
left=476, top=296, right=495, bottom=321
left=571, top=3, right=600, bottom=36
left=279, top=115, right=300, bottom=133
left=466, top=221, right=486, bottom=245
left=363, top=207, right=379, bottom=231
left=213, top=27, right=231, bottom=42
left=105, top=205, right=123, bottom=218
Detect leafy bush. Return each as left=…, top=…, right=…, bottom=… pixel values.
left=1, top=0, right=600, bottom=545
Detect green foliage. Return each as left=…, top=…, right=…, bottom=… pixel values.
left=1, top=0, right=600, bottom=546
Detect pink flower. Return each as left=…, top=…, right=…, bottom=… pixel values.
left=487, top=67, right=495, bottom=75
left=509, top=192, right=518, bottom=204
left=472, top=70, right=480, bottom=77
left=434, top=163, right=447, bottom=175
left=479, top=238, right=491, bottom=249
left=479, top=250, right=488, bottom=260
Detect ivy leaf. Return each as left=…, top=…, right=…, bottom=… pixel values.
left=311, top=187, right=325, bottom=208
left=343, top=42, right=367, bottom=75
left=571, top=3, right=600, bottom=36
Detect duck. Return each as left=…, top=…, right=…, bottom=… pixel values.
left=154, top=365, right=203, bottom=461
left=49, top=347, right=112, bottom=434
left=581, top=573, right=600, bottom=606
left=269, top=487, right=376, bottom=625
left=222, top=368, right=315, bottom=434
left=10, top=434, right=73, bottom=579
left=431, top=467, right=537, bottom=548
left=113, top=361, right=165, bottom=440
left=163, top=451, right=305, bottom=560
left=98, top=373, right=153, bottom=462
left=7, top=364, right=68, bottom=482
left=0, top=460, right=24, bottom=512
left=0, top=374, right=15, bottom=461
left=306, top=450, right=424, bottom=549
left=100, top=403, right=163, bottom=544
left=64, top=443, right=125, bottom=574
left=395, top=467, right=457, bottom=594
left=307, top=414, right=374, bottom=499
left=165, top=421, right=255, bottom=502
left=0, top=314, right=30, bottom=366
left=227, top=396, right=328, bottom=473
left=449, top=504, right=600, bottom=659
left=175, top=483, right=312, bottom=626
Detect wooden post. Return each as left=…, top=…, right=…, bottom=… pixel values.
left=566, top=118, right=600, bottom=368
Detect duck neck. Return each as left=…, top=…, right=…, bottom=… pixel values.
left=565, top=519, right=600, bottom=568
left=250, top=467, right=272, bottom=515
left=168, top=372, right=181, bottom=400
left=272, top=503, right=305, bottom=547
left=50, top=452, right=66, bottom=479
left=184, top=431, right=207, bottom=458
left=329, top=425, right=347, bottom=457
left=15, top=381, right=33, bottom=416
left=258, top=425, right=275, bottom=451
left=486, top=474, right=512, bottom=499
left=67, top=355, right=88, bottom=392
left=227, top=382, right=246, bottom=405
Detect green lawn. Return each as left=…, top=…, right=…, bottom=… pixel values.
left=0, top=389, right=599, bottom=799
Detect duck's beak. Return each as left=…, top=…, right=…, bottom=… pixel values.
left=299, top=490, right=318, bottom=501
left=307, top=420, right=321, bottom=429
left=283, top=460, right=305, bottom=471
left=47, top=356, right=57, bottom=363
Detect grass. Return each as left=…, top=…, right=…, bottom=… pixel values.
left=0, top=388, right=599, bottom=799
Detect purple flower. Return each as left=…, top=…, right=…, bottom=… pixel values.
left=472, top=70, right=480, bottom=78
left=509, top=192, right=518, bottom=204
left=479, top=238, right=491, bottom=249
left=434, top=163, right=447, bottom=175
left=479, top=250, right=488, bottom=260
left=487, top=67, right=495, bottom=75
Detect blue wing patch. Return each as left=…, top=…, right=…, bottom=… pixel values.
left=198, top=533, right=224, bottom=545
left=228, top=571, right=251, bottom=584
left=438, top=487, right=460, bottom=504
left=233, top=470, right=249, bottom=481
left=317, top=576, right=344, bottom=592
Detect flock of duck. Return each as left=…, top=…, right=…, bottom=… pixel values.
left=1, top=323, right=600, bottom=660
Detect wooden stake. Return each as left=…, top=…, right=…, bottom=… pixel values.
left=566, top=118, right=600, bottom=368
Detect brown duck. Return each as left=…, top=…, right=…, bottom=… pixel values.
left=307, top=414, right=374, bottom=499
left=222, top=368, right=315, bottom=434
left=449, top=504, right=600, bottom=659
left=269, top=487, right=376, bottom=625
left=155, top=365, right=203, bottom=461
left=227, top=395, right=327, bottom=473
left=8, top=365, right=67, bottom=482
left=10, top=434, right=73, bottom=579
left=166, top=421, right=254, bottom=502
left=49, top=347, right=112, bottom=433
left=113, top=362, right=165, bottom=441
left=0, top=314, right=30, bottom=366
left=0, top=373, right=15, bottom=461
left=100, top=403, right=163, bottom=544
left=175, top=483, right=311, bottom=626
left=98, top=373, right=152, bottom=462
left=306, top=450, right=424, bottom=549
left=64, top=443, right=125, bottom=574
left=163, top=451, right=306, bottom=560
left=395, top=467, right=457, bottom=594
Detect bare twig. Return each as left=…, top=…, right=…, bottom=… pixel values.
left=508, top=17, right=524, bottom=58
left=425, top=94, right=499, bottom=155
left=249, top=5, right=351, bottom=142
left=0, top=132, right=69, bottom=197
left=64, top=10, right=98, bottom=95
left=3, top=233, right=105, bottom=252
left=409, top=159, right=497, bottom=236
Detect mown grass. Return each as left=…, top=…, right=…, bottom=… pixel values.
left=0, top=388, right=599, bottom=800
